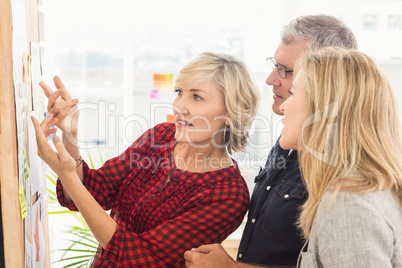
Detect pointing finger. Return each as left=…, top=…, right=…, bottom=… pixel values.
left=54, top=76, right=72, bottom=101
left=41, top=113, right=58, bottom=130
left=52, top=135, right=64, bottom=152
left=31, top=116, right=45, bottom=139
left=52, top=135, right=70, bottom=162
left=51, top=99, right=79, bottom=115
left=42, top=112, right=54, bottom=124
left=45, top=128, right=57, bottom=137
left=31, top=116, right=50, bottom=157
left=47, top=90, right=63, bottom=113
left=40, top=81, right=54, bottom=98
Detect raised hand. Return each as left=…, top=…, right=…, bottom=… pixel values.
left=31, top=114, right=76, bottom=178
left=40, top=76, right=79, bottom=135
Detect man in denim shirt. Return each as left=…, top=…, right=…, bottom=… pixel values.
left=184, top=14, right=357, bottom=267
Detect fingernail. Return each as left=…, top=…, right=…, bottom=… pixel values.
left=72, top=99, right=79, bottom=103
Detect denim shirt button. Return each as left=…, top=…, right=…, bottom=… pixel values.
left=266, top=186, right=271, bottom=191
left=284, top=194, right=289, bottom=199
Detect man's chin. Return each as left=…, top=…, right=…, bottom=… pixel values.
left=272, top=103, right=284, bottom=116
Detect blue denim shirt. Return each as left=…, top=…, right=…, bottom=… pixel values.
left=237, top=139, right=307, bottom=266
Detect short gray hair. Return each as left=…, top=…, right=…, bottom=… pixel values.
left=281, top=14, right=358, bottom=51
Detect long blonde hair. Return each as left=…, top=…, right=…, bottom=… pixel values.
left=296, top=48, right=402, bottom=239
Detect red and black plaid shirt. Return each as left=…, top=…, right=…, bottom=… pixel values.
left=57, top=123, right=249, bottom=267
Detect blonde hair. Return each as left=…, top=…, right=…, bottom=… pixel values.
left=296, top=48, right=402, bottom=239
left=175, top=52, right=260, bottom=154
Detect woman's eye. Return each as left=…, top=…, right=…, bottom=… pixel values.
left=194, top=94, right=202, bottom=101
left=174, top=89, right=183, bottom=95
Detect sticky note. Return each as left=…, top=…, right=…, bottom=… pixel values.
left=154, top=74, right=173, bottom=92
left=150, top=89, right=160, bottom=99
left=167, top=114, right=176, bottom=123
left=19, top=184, right=27, bottom=220
left=40, top=195, right=44, bottom=221
left=23, top=147, right=30, bottom=180
left=27, top=54, right=32, bottom=84
left=22, top=51, right=29, bottom=83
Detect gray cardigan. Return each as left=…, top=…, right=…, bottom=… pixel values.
left=297, top=190, right=402, bottom=267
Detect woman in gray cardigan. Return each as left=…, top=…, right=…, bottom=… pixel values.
left=279, top=47, right=402, bottom=267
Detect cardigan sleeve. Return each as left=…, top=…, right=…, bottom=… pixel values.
left=95, top=179, right=249, bottom=267
left=314, top=192, right=394, bottom=268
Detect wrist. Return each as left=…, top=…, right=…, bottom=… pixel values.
left=58, top=169, right=80, bottom=183
left=63, top=128, right=78, bottom=138
left=75, top=156, right=83, bottom=168
left=62, top=131, right=78, bottom=146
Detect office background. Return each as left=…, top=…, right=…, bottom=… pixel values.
left=42, top=0, right=402, bottom=265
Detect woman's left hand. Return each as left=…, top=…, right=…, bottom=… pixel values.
left=31, top=114, right=76, bottom=178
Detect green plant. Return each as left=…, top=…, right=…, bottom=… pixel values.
left=47, top=150, right=105, bottom=268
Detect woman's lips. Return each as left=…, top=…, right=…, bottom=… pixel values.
left=176, top=119, right=193, bottom=128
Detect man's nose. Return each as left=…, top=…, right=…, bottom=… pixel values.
left=266, top=69, right=280, bottom=87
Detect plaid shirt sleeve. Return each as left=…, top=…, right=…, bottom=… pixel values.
left=97, top=179, right=249, bottom=267
left=57, top=127, right=154, bottom=210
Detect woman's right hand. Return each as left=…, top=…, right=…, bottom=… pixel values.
left=40, top=76, right=79, bottom=135
left=31, top=114, right=76, bottom=179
